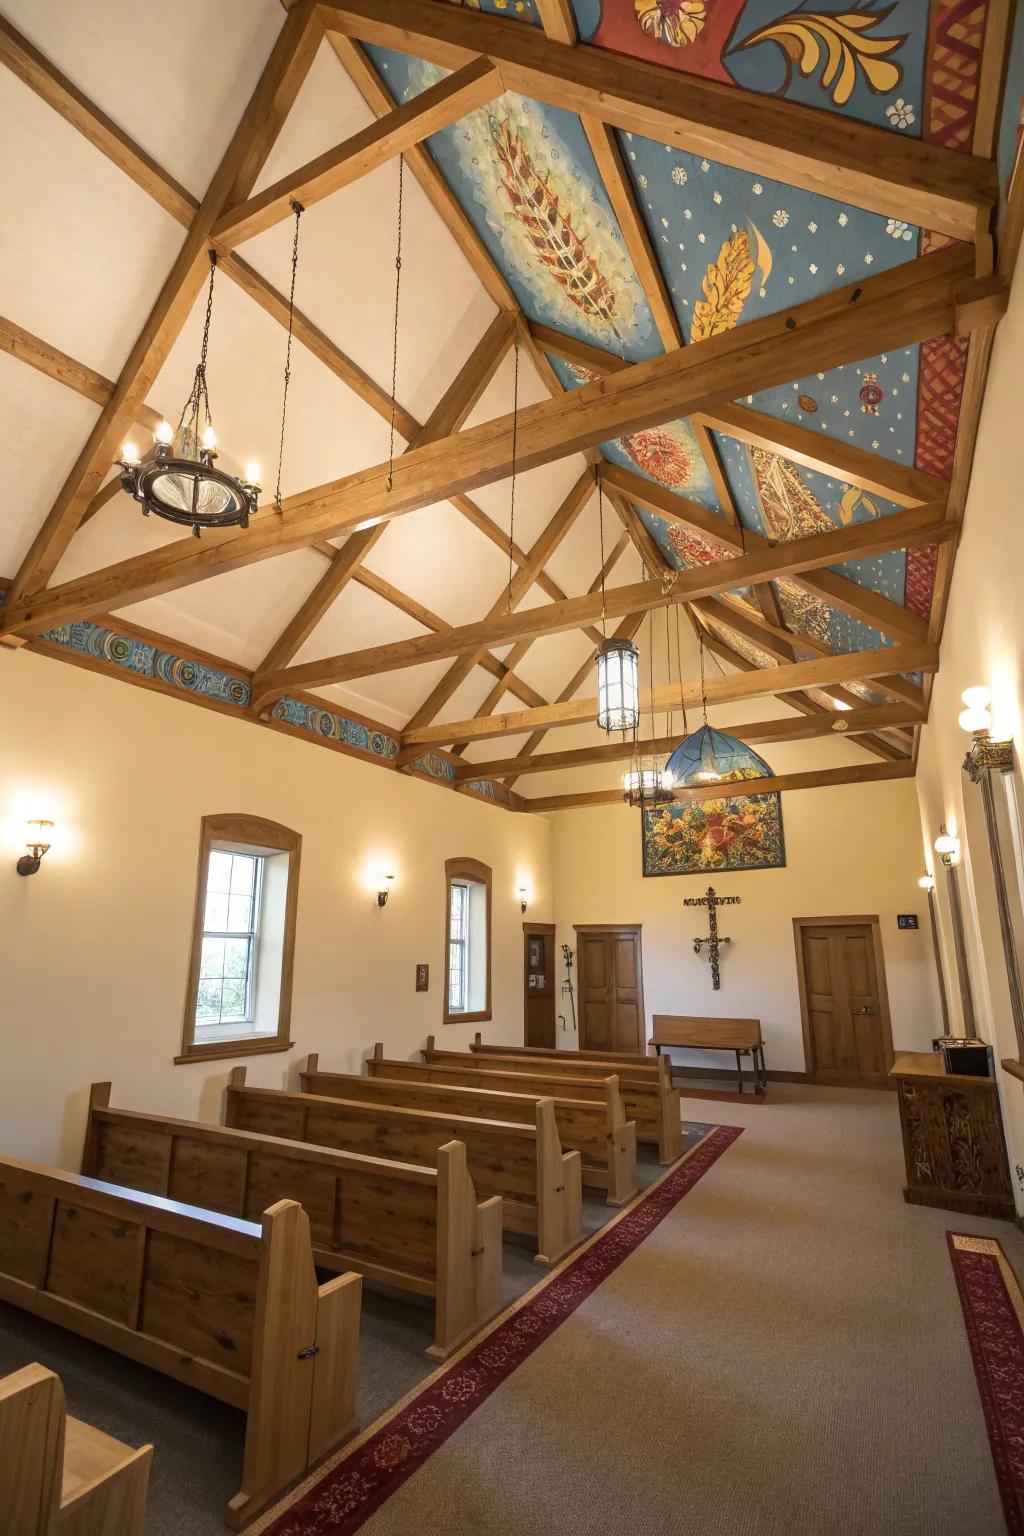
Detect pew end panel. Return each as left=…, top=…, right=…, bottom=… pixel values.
left=533, top=1100, right=584, bottom=1269
left=430, top=1141, right=504, bottom=1361
left=0, top=1362, right=153, bottom=1536
left=601, top=1076, right=638, bottom=1207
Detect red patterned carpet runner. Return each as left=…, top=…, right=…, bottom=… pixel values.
left=948, top=1233, right=1024, bottom=1535
left=254, top=1124, right=742, bottom=1535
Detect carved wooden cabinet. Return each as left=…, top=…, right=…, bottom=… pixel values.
left=891, top=1051, right=1014, bottom=1220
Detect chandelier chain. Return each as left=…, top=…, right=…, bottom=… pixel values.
left=386, top=155, right=405, bottom=494
left=178, top=250, right=218, bottom=448
left=274, top=201, right=304, bottom=513
left=506, top=333, right=520, bottom=613
left=699, top=631, right=709, bottom=725
left=597, top=463, right=607, bottom=640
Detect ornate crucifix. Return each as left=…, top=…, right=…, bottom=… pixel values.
left=683, top=885, right=741, bottom=990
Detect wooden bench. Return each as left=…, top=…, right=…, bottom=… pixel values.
left=225, top=1068, right=583, bottom=1268
left=0, top=1155, right=361, bottom=1528
left=82, top=1082, right=502, bottom=1362
left=651, top=1015, right=766, bottom=1095
left=1, top=1362, right=152, bottom=1536
left=302, top=1051, right=637, bottom=1207
left=420, top=1040, right=683, bottom=1164
left=472, top=1034, right=657, bottom=1069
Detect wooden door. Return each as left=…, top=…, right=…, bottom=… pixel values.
left=523, top=924, right=556, bottom=1048
left=796, top=919, right=893, bottom=1087
left=575, top=926, right=644, bottom=1052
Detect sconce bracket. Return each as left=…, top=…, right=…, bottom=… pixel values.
left=16, top=854, right=42, bottom=877
left=963, top=735, right=1014, bottom=784
left=377, top=890, right=390, bottom=909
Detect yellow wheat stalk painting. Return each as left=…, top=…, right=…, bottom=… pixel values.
left=690, top=222, right=770, bottom=344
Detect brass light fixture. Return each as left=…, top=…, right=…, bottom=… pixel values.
left=17, top=820, right=53, bottom=877
left=377, top=873, right=395, bottom=909
left=958, top=685, right=1013, bottom=783
left=934, top=826, right=961, bottom=866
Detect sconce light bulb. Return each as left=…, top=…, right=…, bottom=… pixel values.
left=961, top=685, right=991, bottom=712
left=154, top=420, right=174, bottom=446
left=918, top=874, right=935, bottom=891
left=958, top=705, right=993, bottom=735
left=934, top=831, right=960, bottom=863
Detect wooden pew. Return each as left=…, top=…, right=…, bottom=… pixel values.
left=1, top=1362, right=152, bottom=1536
left=82, top=1082, right=501, bottom=1363
left=651, top=1015, right=767, bottom=1094
left=225, top=1069, right=584, bottom=1268
left=0, top=1155, right=360, bottom=1529
left=301, top=1051, right=637, bottom=1207
left=419, top=1041, right=684, bottom=1164
left=472, top=1033, right=658, bottom=1070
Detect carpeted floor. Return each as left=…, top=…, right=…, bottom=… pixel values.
left=0, top=1132, right=706, bottom=1534
left=326, top=1084, right=1024, bottom=1536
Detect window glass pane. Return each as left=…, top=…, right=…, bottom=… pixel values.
left=207, top=850, right=234, bottom=894
left=204, top=890, right=229, bottom=931
left=223, top=936, right=250, bottom=979
left=220, top=979, right=247, bottom=1020
left=230, top=855, right=255, bottom=895
left=200, top=936, right=225, bottom=979
left=226, top=893, right=254, bottom=933
left=196, top=979, right=223, bottom=1020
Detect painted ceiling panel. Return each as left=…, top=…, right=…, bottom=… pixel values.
left=572, top=1, right=931, bottom=137
left=364, top=50, right=661, bottom=359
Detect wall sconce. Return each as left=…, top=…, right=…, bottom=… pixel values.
left=934, top=826, right=961, bottom=867
left=958, top=685, right=1013, bottom=783
left=918, top=873, right=935, bottom=891
left=377, top=873, right=395, bottom=909
left=518, top=885, right=528, bottom=914
left=17, top=820, right=53, bottom=877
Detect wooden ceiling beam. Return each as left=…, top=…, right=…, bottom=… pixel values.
left=522, top=759, right=915, bottom=812
left=255, top=523, right=388, bottom=676
left=409, top=314, right=516, bottom=446
left=213, top=58, right=502, bottom=247
left=401, top=643, right=937, bottom=748
left=455, top=703, right=925, bottom=782
left=4, top=247, right=976, bottom=638
left=7, top=0, right=323, bottom=602
left=319, top=0, right=996, bottom=238
left=252, top=502, right=947, bottom=699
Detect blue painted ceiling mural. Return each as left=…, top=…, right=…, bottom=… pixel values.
left=364, top=0, right=1015, bottom=712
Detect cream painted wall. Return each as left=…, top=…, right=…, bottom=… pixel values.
left=550, top=778, right=942, bottom=1075
left=0, top=647, right=552, bottom=1166
left=914, top=236, right=1024, bottom=1213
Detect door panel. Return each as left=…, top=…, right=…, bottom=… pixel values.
left=524, top=927, right=556, bottom=1048
left=799, top=922, right=890, bottom=1087
left=577, top=930, right=644, bottom=1052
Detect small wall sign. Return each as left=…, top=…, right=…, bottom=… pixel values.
left=897, top=914, right=920, bottom=930
left=415, top=963, right=429, bottom=991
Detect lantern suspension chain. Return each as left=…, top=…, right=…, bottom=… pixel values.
left=386, top=154, right=405, bottom=494
left=597, top=463, right=607, bottom=641
left=177, top=250, right=218, bottom=452
left=274, top=200, right=304, bottom=513
left=506, top=332, right=520, bottom=613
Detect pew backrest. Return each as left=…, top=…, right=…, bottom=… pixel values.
left=651, top=1014, right=763, bottom=1049
left=0, top=1154, right=360, bottom=1528
left=471, top=1033, right=658, bottom=1070
left=423, top=1037, right=672, bottom=1092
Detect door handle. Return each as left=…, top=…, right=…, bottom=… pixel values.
left=856, top=1006, right=875, bottom=1015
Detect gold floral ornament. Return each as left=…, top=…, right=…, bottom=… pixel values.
left=736, top=7, right=906, bottom=107
left=634, top=0, right=706, bottom=48
left=690, top=222, right=771, bottom=344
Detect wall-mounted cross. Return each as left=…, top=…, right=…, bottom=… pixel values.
left=682, top=885, right=741, bottom=990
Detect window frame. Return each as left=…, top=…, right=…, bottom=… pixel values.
left=177, top=813, right=302, bottom=1064
left=443, top=856, right=492, bottom=1026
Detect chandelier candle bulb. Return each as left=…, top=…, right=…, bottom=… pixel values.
left=120, top=441, right=139, bottom=466
left=202, top=425, right=217, bottom=452
left=244, top=462, right=261, bottom=487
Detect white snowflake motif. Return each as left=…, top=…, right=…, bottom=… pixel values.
left=838, top=212, right=849, bottom=227
left=638, top=173, right=648, bottom=189
left=713, top=190, right=722, bottom=205
left=809, top=263, right=818, bottom=274
left=836, top=263, right=845, bottom=275
left=864, top=253, right=874, bottom=265
left=671, top=166, right=687, bottom=186
left=772, top=209, right=789, bottom=228
left=885, top=218, right=914, bottom=241
left=661, top=217, right=669, bottom=228
left=902, top=372, right=911, bottom=384
left=752, top=182, right=763, bottom=195
left=698, top=232, right=706, bottom=243
left=830, top=395, right=839, bottom=404
left=886, top=98, right=916, bottom=131
left=684, top=208, right=692, bottom=220
left=808, top=221, right=818, bottom=234
left=700, top=159, right=710, bottom=172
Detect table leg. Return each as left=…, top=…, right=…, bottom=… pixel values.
left=736, top=1050, right=744, bottom=1095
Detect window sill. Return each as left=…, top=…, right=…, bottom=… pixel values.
left=443, top=1010, right=492, bottom=1027
left=175, top=1038, right=293, bottom=1065
left=1001, top=1058, right=1024, bottom=1085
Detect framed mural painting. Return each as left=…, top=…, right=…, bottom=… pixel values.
left=641, top=784, right=786, bottom=878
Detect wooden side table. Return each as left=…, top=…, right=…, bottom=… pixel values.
left=890, top=1051, right=1014, bottom=1220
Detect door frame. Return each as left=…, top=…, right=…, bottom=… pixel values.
left=573, top=924, right=646, bottom=1051
left=792, top=914, right=895, bottom=1086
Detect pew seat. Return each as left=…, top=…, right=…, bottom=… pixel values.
left=82, top=1082, right=502, bottom=1362
left=225, top=1069, right=584, bottom=1268
left=0, top=1156, right=361, bottom=1528
left=1, top=1363, right=152, bottom=1536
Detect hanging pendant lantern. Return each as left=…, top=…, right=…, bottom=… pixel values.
left=664, top=723, right=774, bottom=790
left=597, top=636, right=640, bottom=733
left=622, top=765, right=673, bottom=808
left=118, top=251, right=260, bottom=537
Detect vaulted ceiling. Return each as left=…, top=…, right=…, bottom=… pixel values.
left=1, top=0, right=1021, bottom=812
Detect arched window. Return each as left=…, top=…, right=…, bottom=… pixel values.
left=178, top=814, right=301, bottom=1063
left=444, top=857, right=492, bottom=1025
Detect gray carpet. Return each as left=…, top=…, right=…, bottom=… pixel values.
left=0, top=1134, right=705, bottom=1533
